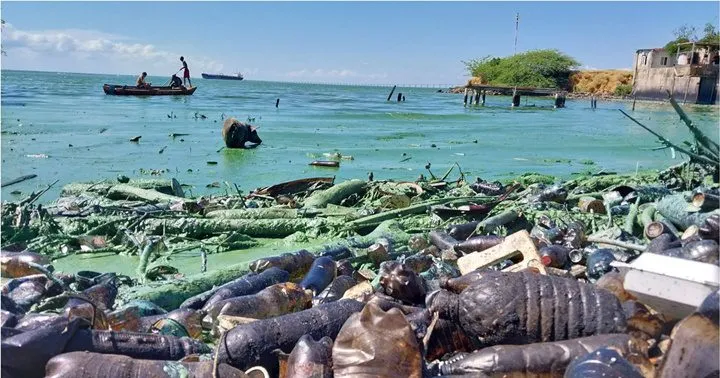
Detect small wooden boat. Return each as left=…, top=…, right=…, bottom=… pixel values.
left=201, top=73, right=244, bottom=81
left=103, top=84, right=197, bottom=96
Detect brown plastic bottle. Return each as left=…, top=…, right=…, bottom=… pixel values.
left=332, top=303, right=421, bottom=378
left=539, top=244, right=570, bottom=268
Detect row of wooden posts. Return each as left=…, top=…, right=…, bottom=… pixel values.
left=463, top=88, right=568, bottom=109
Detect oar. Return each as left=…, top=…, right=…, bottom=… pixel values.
left=163, top=69, right=183, bottom=86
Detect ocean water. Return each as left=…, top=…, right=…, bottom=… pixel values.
left=2, top=70, right=719, bottom=203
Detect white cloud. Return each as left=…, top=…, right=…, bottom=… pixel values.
left=1, top=23, right=224, bottom=74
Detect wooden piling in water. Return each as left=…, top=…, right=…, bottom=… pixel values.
left=632, top=96, right=636, bottom=111
left=276, top=98, right=280, bottom=108
left=511, top=91, right=520, bottom=107
left=386, top=85, right=397, bottom=101
left=397, top=92, right=403, bottom=102
left=481, top=90, right=486, bottom=105
left=474, top=90, right=480, bottom=105
left=463, top=88, right=469, bottom=106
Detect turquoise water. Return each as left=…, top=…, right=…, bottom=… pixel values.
left=2, top=70, right=719, bottom=203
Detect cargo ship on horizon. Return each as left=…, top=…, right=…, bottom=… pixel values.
left=201, top=72, right=244, bottom=81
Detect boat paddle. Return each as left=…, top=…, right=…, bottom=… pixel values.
left=163, top=69, right=183, bottom=86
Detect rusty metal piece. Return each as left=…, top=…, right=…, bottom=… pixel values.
left=206, top=282, right=312, bottom=326
left=200, top=267, right=290, bottom=311
left=428, top=271, right=626, bottom=347
left=658, top=290, right=720, bottom=378
left=332, top=303, right=421, bottom=378
left=378, top=261, right=426, bottom=305
left=439, top=334, right=644, bottom=376
left=454, top=235, right=505, bottom=255
left=0, top=250, right=50, bottom=278
left=300, top=257, right=336, bottom=295
left=45, top=351, right=249, bottom=378
left=312, top=275, right=356, bottom=306
left=285, top=335, right=333, bottom=378
left=216, top=299, right=365, bottom=372
left=249, top=249, right=315, bottom=280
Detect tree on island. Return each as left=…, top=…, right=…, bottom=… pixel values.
left=664, top=22, right=720, bottom=56
left=463, top=49, right=580, bottom=89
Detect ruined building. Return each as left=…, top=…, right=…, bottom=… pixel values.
left=632, top=42, right=719, bottom=104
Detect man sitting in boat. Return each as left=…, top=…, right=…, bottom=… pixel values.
left=136, top=72, right=151, bottom=89
left=170, top=74, right=183, bottom=89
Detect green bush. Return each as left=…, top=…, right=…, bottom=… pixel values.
left=463, top=49, right=580, bottom=89
left=614, top=84, right=632, bottom=97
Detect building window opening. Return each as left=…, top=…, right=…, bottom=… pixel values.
left=661, top=57, right=668, bottom=66
left=642, top=54, right=647, bottom=65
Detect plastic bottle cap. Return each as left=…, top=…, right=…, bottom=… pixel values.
left=541, top=255, right=552, bottom=266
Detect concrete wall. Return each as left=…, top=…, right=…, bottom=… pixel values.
left=633, top=65, right=702, bottom=102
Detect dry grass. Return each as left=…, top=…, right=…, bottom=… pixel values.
left=570, top=70, right=633, bottom=95
left=466, top=76, right=486, bottom=86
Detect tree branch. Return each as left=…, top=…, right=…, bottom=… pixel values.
left=618, top=109, right=717, bottom=165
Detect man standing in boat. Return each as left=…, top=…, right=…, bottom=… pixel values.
left=179, top=56, right=192, bottom=88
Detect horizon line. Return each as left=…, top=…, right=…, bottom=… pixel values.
left=0, top=68, right=464, bottom=88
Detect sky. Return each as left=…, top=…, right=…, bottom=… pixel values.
left=1, top=1, right=719, bottom=84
